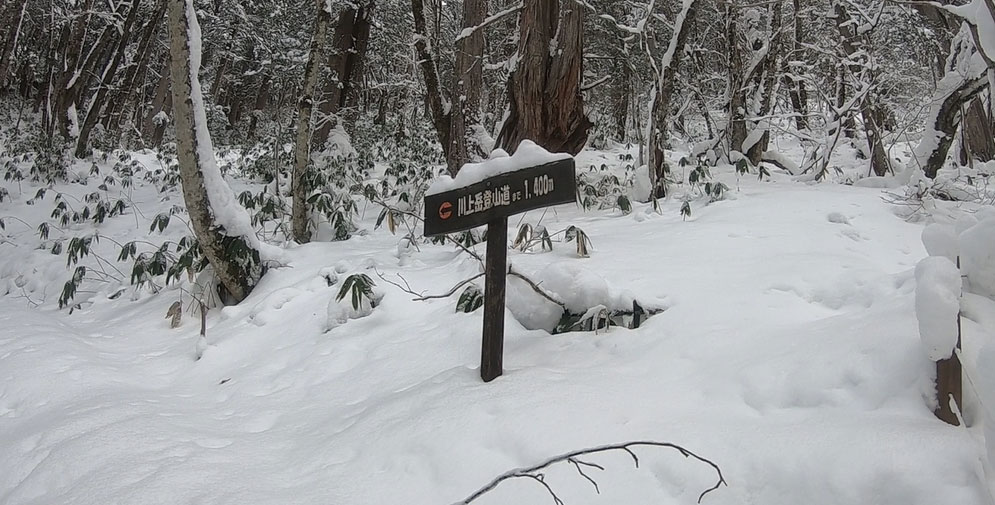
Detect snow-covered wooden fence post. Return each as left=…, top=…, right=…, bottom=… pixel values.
left=934, top=302, right=962, bottom=426
left=424, top=143, right=576, bottom=382
left=915, top=255, right=963, bottom=426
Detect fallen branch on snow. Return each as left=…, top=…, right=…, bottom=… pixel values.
left=454, top=440, right=727, bottom=504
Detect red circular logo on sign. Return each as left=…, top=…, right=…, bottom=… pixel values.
left=439, top=201, right=453, bottom=219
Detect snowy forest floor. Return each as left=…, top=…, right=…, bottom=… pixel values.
left=0, top=140, right=993, bottom=504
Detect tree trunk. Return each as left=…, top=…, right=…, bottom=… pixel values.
left=210, top=53, right=229, bottom=103
left=495, top=0, right=591, bottom=155
left=726, top=1, right=748, bottom=156
left=104, top=0, right=167, bottom=129
left=411, top=0, right=452, bottom=160
left=647, top=0, right=697, bottom=197
left=744, top=1, right=783, bottom=166
left=314, top=7, right=356, bottom=145
left=960, top=96, right=995, bottom=165
left=785, top=0, right=809, bottom=130
left=53, top=0, right=107, bottom=139
left=615, top=62, right=631, bottom=142
left=833, top=0, right=889, bottom=176
left=291, top=0, right=332, bottom=244
left=0, top=0, right=27, bottom=92
left=340, top=3, right=374, bottom=132
left=150, top=91, right=171, bottom=148
left=226, top=42, right=255, bottom=129
left=247, top=73, right=270, bottom=139
left=143, top=55, right=171, bottom=141
left=167, top=0, right=262, bottom=303
left=916, top=73, right=987, bottom=178
left=75, top=0, right=142, bottom=158
left=447, top=0, right=487, bottom=174
left=313, top=2, right=374, bottom=146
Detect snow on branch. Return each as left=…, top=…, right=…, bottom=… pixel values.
left=455, top=2, right=523, bottom=43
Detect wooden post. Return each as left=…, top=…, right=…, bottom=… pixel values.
left=934, top=314, right=962, bottom=425
left=935, top=258, right=963, bottom=426
left=422, top=158, right=576, bottom=383
left=481, top=217, right=508, bottom=382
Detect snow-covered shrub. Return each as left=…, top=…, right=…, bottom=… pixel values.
left=576, top=155, right=635, bottom=213
left=325, top=273, right=383, bottom=330
left=505, top=261, right=660, bottom=333
left=682, top=155, right=729, bottom=203
left=456, top=284, right=483, bottom=313
left=914, top=256, right=962, bottom=361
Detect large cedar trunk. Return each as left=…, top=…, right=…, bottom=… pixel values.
left=410, top=0, right=452, bottom=160
left=340, top=4, right=374, bottom=131
left=291, top=0, right=332, bottom=244
left=167, top=0, right=262, bottom=303
left=314, top=2, right=374, bottom=147
left=495, top=0, right=591, bottom=155
left=446, top=0, right=487, bottom=174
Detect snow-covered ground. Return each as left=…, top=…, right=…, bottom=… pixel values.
left=0, top=144, right=992, bottom=504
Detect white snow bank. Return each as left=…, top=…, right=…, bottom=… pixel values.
left=915, top=256, right=962, bottom=361
left=960, top=217, right=995, bottom=297
left=505, top=275, right=563, bottom=331
left=505, top=261, right=650, bottom=331
left=426, top=140, right=571, bottom=195
left=922, top=223, right=959, bottom=262
left=539, top=261, right=617, bottom=314
left=977, top=340, right=995, bottom=465
left=763, top=150, right=799, bottom=175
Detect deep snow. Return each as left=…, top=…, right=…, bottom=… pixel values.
left=0, top=145, right=992, bottom=505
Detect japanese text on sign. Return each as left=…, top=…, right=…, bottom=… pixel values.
left=453, top=174, right=556, bottom=218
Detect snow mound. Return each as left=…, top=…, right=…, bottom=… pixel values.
left=505, top=261, right=644, bottom=332
left=921, top=223, right=959, bottom=262
left=827, top=212, right=850, bottom=225
left=977, top=341, right=995, bottom=465
left=915, top=256, right=962, bottom=361
left=426, top=140, right=571, bottom=195
left=959, top=218, right=995, bottom=297
left=538, top=261, right=620, bottom=314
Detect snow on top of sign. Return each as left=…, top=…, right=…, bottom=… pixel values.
left=426, top=140, right=572, bottom=195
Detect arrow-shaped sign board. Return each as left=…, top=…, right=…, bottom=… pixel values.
left=423, top=157, right=577, bottom=382
left=423, top=158, right=577, bottom=237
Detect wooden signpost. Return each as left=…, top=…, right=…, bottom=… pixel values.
left=424, top=157, right=577, bottom=382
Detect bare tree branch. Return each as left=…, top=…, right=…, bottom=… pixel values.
left=455, top=440, right=727, bottom=504
left=508, top=269, right=566, bottom=309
